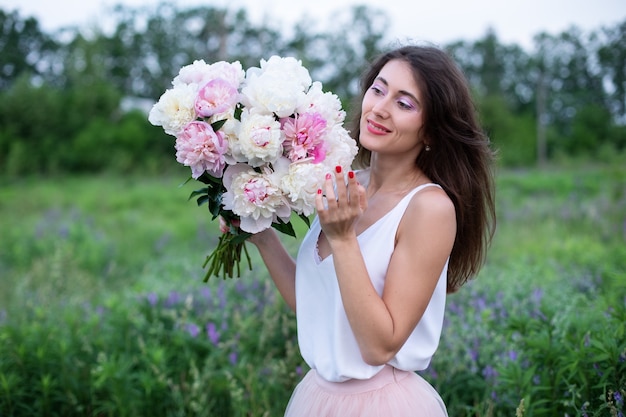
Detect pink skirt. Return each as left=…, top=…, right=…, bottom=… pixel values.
left=284, top=365, right=448, bottom=417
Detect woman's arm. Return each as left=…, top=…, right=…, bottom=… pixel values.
left=317, top=170, right=456, bottom=365
left=248, top=228, right=297, bottom=311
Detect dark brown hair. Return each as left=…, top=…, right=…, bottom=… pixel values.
left=350, top=45, right=496, bottom=292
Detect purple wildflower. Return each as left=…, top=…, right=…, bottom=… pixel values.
left=146, top=292, right=158, bottom=307
left=165, top=291, right=181, bottom=308
left=229, top=351, right=238, bottom=365
left=482, top=365, right=498, bottom=380
left=186, top=323, right=200, bottom=338
left=217, top=285, right=226, bottom=309
left=206, top=322, right=220, bottom=345
left=200, top=287, right=212, bottom=303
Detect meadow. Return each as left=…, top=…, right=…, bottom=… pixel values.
left=0, top=163, right=624, bottom=416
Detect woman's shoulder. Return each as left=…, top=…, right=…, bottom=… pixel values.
left=406, top=183, right=456, bottom=223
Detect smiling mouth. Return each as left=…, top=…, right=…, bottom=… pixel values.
left=367, top=119, right=391, bottom=133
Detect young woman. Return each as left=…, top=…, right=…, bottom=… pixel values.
left=247, top=45, right=496, bottom=416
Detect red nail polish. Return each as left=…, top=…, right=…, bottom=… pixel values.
left=317, top=188, right=322, bottom=194
left=335, top=166, right=342, bottom=173
left=326, top=173, right=332, bottom=180
left=348, top=171, right=354, bottom=179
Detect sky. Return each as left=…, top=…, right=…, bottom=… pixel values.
left=4, top=0, right=626, bottom=50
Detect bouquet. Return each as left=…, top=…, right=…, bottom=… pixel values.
left=148, top=56, right=358, bottom=281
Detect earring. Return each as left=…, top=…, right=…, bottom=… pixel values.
left=425, top=145, right=431, bottom=151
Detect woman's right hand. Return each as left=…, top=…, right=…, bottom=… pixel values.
left=218, top=215, right=276, bottom=248
left=246, top=227, right=278, bottom=247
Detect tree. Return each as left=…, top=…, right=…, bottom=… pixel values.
left=597, top=20, right=626, bottom=122
left=311, top=5, right=389, bottom=109
left=0, top=9, right=57, bottom=89
left=533, top=27, right=609, bottom=156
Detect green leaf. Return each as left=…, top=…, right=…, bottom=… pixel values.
left=211, top=119, right=227, bottom=131
left=231, top=232, right=252, bottom=245
left=178, top=176, right=194, bottom=187
left=188, top=188, right=209, bottom=201
left=195, top=195, right=209, bottom=207
left=272, top=221, right=296, bottom=237
left=234, top=103, right=243, bottom=120
left=197, top=172, right=223, bottom=185
left=208, top=196, right=223, bottom=218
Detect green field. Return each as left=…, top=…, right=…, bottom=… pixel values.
left=1, top=164, right=624, bottom=416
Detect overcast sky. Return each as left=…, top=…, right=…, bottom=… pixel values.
left=4, top=0, right=626, bottom=49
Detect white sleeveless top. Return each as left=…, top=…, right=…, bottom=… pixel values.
left=294, top=183, right=448, bottom=382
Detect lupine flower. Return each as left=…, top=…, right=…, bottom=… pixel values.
left=166, top=291, right=181, bottom=308
left=185, top=323, right=200, bottom=338
left=146, top=292, right=158, bottom=307
left=206, top=322, right=220, bottom=346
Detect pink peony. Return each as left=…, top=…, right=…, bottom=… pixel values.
left=195, top=78, right=239, bottom=118
left=175, top=121, right=229, bottom=179
left=281, top=112, right=327, bottom=163
left=222, top=164, right=291, bottom=233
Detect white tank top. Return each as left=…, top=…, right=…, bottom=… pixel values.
left=294, top=183, right=448, bottom=382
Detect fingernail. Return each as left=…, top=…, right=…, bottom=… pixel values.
left=335, top=166, right=342, bottom=173
left=348, top=171, right=354, bottom=179
left=317, top=188, right=322, bottom=194
left=326, top=173, right=332, bottom=180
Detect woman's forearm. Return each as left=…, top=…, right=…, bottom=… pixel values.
left=249, top=229, right=297, bottom=311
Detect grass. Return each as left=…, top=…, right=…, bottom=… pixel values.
left=0, top=162, right=624, bottom=416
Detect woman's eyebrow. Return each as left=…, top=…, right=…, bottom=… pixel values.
left=376, top=76, right=420, bottom=104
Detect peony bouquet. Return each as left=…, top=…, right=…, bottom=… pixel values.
left=149, top=56, right=358, bottom=281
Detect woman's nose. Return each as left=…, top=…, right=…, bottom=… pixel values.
left=371, top=97, right=390, bottom=117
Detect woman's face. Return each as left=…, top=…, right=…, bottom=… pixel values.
left=359, top=59, right=426, bottom=157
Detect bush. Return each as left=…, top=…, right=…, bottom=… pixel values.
left=0, top=165, right=624, bottom=416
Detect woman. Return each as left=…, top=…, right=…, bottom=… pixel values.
left=248, top=45, right=496, bottom=416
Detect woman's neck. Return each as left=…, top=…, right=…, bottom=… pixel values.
left=366, top=156, right=426, bottom=196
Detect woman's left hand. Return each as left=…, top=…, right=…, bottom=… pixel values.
left=315, top=166, right=367, bottom=241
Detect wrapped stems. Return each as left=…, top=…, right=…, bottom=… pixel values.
left=203, top=230, right=253, bottom=281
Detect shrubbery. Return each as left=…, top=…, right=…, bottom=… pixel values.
left=0, top=76, right=174, bottom=177
left=0, top=165, right=624, bottom=416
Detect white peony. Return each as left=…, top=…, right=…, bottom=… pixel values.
left=322, top=124, right=359, bottom=171
left=298, top=81, right=346, bottom=126
left=173, top=60, right=245, bottom=90
left=222, top=163, right=292, bottom=233
left=280, top=161, right=326, bottom=216
left=241, top=56, right=312, bottom=118
left=148, top=84, right=197, bottom=136
left=253, top=56, right=312, bottom=90
left=232, top=111, right=284, bottom=167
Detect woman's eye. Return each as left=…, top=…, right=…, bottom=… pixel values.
left=398, top=100, right=414, bottom=110
left=370, top=84, right=385, bottom=95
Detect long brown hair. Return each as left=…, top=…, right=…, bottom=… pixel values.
left=350, top=45, right=496, bottom=292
